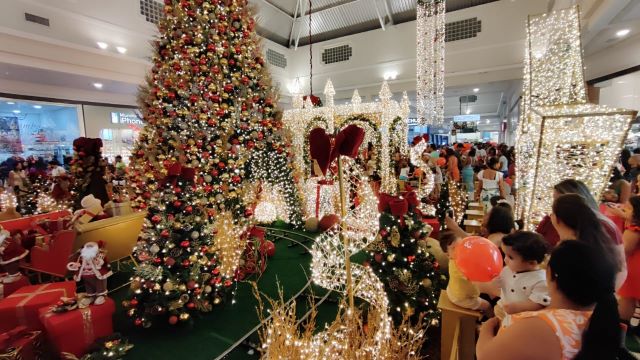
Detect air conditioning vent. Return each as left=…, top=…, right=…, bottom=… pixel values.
left=266, top=49, right=287, bottom=69
left=24, top=13, right=50, bottom=27
left=459, top=95, right=478, bottom=103
left=322, top=44, right=353, bottom=65
left=140, top=0, right=163, bottom=24
left=446, top=17, right=481, bottom=42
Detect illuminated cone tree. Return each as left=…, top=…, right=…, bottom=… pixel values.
left=126, top=0, right=301, bottom=327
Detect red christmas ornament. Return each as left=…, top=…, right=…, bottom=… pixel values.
left=154, top=257, right=162, bottom=265
left=224, top=280, right=232, bottom=287
left=216, top=108, right=225, bottom=117
left=134, top=319, right=143, bottom=327
left=374, top=253, right=384, bottom=263
left=232, top=175, right=241, bottom=183
left=182, top=259, right=191, bottom=267
left=165, top=257, right=176, bottom=267
left=224, top=84, right=234, bottom=93
left=173, top=200, right=182, bottom=207
left=212, top=268, right=220, bottom=275
left=244, top=208, right=253, bottom=217
left=160, top=229, right=170, bottom=238
left=168, top=315, right=178, bottom=325
left=379, top=229, right=388, bottom=238
left=217, top=162, right=226, bottom=169
left=187, top=280, right=197, bottom=290
left=185, top=205, right=193, bottom=213
left=260, top=240, right=276, bottom=257
left=211, top=169, right=219, bottom=177
left=152, top=215, right=162, bottom=223
left=130, top=299, right=139, bottom=306
left=186, top=302, right=196, bottom=309
left=407, top=255, right=416, bottom=263
left=180, top=240, right=190, bottom=248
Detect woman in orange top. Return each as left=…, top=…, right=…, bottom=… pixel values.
left=476, top=241, right=630, bottom=360
left=445, top=148, right=460, bottom=182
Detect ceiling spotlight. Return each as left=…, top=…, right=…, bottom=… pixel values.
left=116, top=46, right=127, bottom=54
left=473, top=88, right=479, bottom=92
left=616, top=29, right=630, bottom=37
left=486, top=119, right=490, bottom=124
left=465, top=109, right=471, bottom=115
left=93, top=82, right=103, bottom=89
left=6, top=101, right=15, bottom=105
left=96, top=42, right=108, bottom=49
left=33, top=105, right=42, bottom=109
left=383, top=71, right=398, bottom=80
left=12, top=110, right=20, bottom=114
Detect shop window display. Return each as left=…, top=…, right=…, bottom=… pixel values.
left=0, top=98, right=81, bottom=163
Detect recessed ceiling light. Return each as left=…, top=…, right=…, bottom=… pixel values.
left=473, top=88, right=479, bottom=92
left=616, top=29, right=630, bottom=37
left=486, top=119, right=490, bottom=124
left=33, top=105, right=42, bottom=109
left=6, top=101, right=15, bottom=105
left=96, top=42, right=108, bottom=49
left=93, top=82, right=103, bottom=89
left=465, top=109, right=471, bottom=115
left=12, top=110, right=20, bottom=114
left=116, top=46, right=127, bottom=54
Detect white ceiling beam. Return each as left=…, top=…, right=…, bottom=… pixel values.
left=382, top=0, right=395, bottom=25
left=294, top=0, right=308, bottom=50
left=373, top=0, right=386, bottom=31
left=301, top=0, right=360, bottom=16
left=258, top=0, right=294, bottom=18
left=288, top=0, right=302, bottom=46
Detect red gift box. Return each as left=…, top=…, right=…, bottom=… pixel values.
left=0, top=281, right=76, bottom=333
left=39, top=298, right=115, bottom=358
left=0, top=326, right=43, bottom=360
left=0, top=276, right=30, bottom=300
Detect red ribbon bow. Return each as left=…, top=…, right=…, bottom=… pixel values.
left=378, top=190, right=420, bottom=224
left=308, top=124, right=365, bottom=176
left=162, top=163, right=196, bottom=186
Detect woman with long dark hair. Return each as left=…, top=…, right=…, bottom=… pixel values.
left=618, top=195, right=640, bottom=327
left=477, top=241, right=632, bottom=360
left=445, top=147, right=460, bottom=183
left=551, top=193, right=626, bottom=289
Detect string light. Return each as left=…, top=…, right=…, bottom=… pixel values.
left=515, top=5, right=637, bottom=228
left=409, top=139, right=435, bottom=203
left=416, top=0, right=445, bottom=125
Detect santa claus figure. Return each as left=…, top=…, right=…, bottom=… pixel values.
left=67, top=242, right=112, bottom=306
left=0, top=228, right=28, bottom=283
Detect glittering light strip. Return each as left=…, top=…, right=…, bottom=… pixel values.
left=416, top=0, right=445, bottom=125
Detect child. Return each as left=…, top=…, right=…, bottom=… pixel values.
left=439, top=230, right=493, bottom=316
left=493, top=231, right=550, bottom=326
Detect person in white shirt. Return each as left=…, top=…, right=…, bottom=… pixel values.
left=490, top=231, right=550, bottom=327
left=49, top=160, right=66, bottom=178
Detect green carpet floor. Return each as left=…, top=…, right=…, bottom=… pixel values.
left=107, top=227, right=341, bottom=360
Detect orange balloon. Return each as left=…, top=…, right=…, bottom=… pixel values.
left=436, top=157, right=446, bottom=167
left=454, top=236, right=503, bottom=282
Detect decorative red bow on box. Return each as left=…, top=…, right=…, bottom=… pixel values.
left=162, top=163, right=196, bottom=187
left=0, top=326, right=28, bottom=350
left=378, top=189, right=420, bottom=225
left=308, top=124, right=365, bottom=176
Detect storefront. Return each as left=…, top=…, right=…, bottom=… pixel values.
left=0, top=98, right=82, bottom=163
left=83, top=105, right=142, bottom=162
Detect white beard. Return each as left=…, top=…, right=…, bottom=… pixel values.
left=81, top=245, right=99, bottom=260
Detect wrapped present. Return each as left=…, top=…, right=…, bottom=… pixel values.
left=0, top=276, right=30, bottom=300
left=0, top=281, right=76, bottom=332
left=305, top=179, right=338, bottom=219
left=39, top=298, right=115, bottom=358
left=0, top=326, right=43, bottom=360
left=103, top=201, right=133, bottom=217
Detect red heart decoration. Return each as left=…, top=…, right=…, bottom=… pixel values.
left=309, top=128, right=332, bottom=176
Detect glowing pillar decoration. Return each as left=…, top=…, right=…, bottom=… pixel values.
left=515, top=6, right=638, bottom=229
left=416, top=0, right=445, bottom=125
left=284, top=80, right=410, bottom=209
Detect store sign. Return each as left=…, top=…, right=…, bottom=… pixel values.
left=110, top=112, right=143, bottom=125
left=453, top=114, right=480, bottom=122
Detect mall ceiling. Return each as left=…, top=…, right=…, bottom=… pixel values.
left=253, top=0, right=499, bottom=47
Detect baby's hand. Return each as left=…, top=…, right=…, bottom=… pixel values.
left=502, top=303, right=516, bottom=314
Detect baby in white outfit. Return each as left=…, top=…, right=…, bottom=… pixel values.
left=492, top=231, right=551, bottom=326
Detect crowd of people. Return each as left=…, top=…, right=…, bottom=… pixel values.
left=398, top=140, right=640, bottom=359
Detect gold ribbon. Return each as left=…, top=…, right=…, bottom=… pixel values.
left=80, top=308, right=94, bottom=345
left=8, top=283, right=69, bottom=325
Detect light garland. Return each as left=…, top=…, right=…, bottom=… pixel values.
left=305, top=178, right=339, bottom=220
left=448, top=180, right=466, bottom=224
left=416, top=0, right=445, bottom=125
left=0, top=192, right=17, bottom=211
left=284, top=80, right=410, bottom=200
left=515, top=5, right=637, bottom=228
left=409, top=139, right=435, bottom=202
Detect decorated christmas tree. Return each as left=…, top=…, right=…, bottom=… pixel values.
left=368, top=190, right=446, bottom=325
left=435, top=180, right=451, bottom=230
left=126, top=0, right=300, bottom=327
